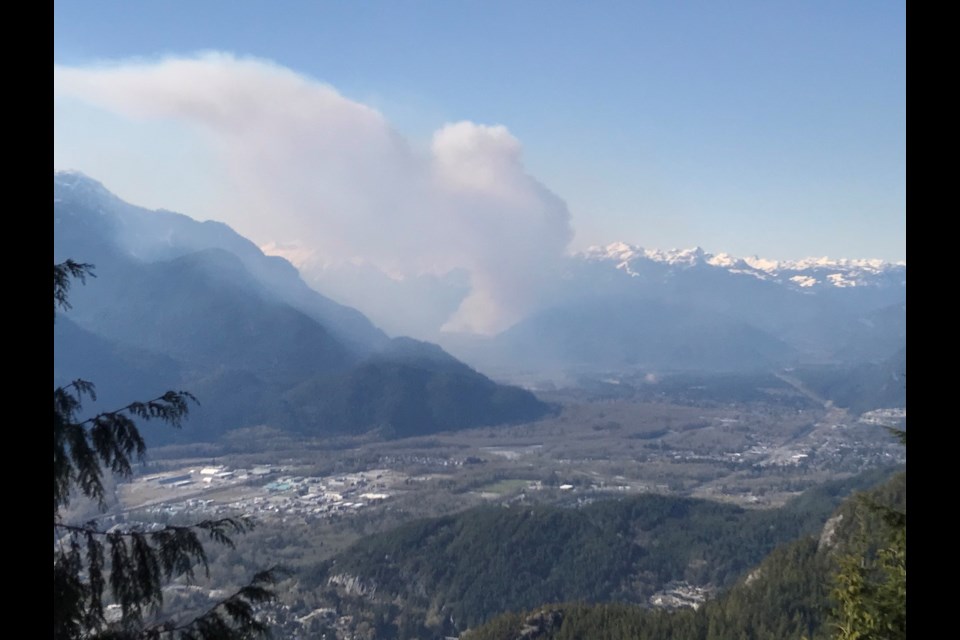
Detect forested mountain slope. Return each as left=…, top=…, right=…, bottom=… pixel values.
left=305, top=466, right=900, bottom=637
left=54, top=172, right=550, bottom=443
left=469, top=469, right=906, bottom=640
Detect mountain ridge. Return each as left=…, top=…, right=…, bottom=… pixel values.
left=444, top=241, right=906, bottom=376
left=53, top=172, right=551, bottom=443
left=581, top=241, right=905, bottom=288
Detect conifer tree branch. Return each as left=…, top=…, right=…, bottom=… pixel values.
left=54, top=260, right=95, bottom=316
left=54, top=259, right=275, bottom=640
left=54, top=383, right=199, bottom=514
left=74, top=390, right=199, bottom=431
left=55, top=519, right=265, bottom=637
left=139, top=568, right=281, bottom=640
left=54, top=517, right=254, bottom=541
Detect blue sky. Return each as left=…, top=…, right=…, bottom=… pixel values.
left=54, top=1, right=905, bottom=265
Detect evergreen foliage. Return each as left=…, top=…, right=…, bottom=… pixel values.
left=466, top=537, right=835, bottom=640
left=467, top=464, right=905, bottom=640
left=314, top=468, right=894, bottom=636
left=829, top=431, right=906, bottom=640
left=54, top=260, right=95, bottom=316
left=54, top=261, right=277, bottom=640
left=419, top=466, right=898, bottom=640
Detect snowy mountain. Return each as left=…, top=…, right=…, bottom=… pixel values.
left=441, top=242, right=905, bottom=377
left=581, top=242, right=905, bottom=292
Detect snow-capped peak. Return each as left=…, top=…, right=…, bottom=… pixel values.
left=706, top=253, right=744, bottom=268
left=742, top=256, right=781, bottom=272
left=584, top=241, right=642, bottom=261
left=642, top=246, right=707, bottom=266
left=577, top=242, right=905, bottom=290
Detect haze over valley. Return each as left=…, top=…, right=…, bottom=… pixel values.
left=54, top=171, right=904, bottom=437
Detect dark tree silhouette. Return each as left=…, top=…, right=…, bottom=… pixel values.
left=54, top=260, right=277, bottom=640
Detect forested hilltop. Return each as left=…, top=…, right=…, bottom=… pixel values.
left=285, top=466, right=901, bottom=638
left=470, top=469, right=905, bottom=640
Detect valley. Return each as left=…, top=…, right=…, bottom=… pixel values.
left=88, top=385, right=904, bottom=639
left=133, top=391, right=903, bottom=522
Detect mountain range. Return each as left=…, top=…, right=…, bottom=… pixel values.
left=581, top=242, right=904, bottom=290
left=284, top=224, right=905, bottom=379
left=54, top=170, right=906, bottom=443
left=53, top=172, right=550, bottom=443
left=440, top=242, right=905, bottom=378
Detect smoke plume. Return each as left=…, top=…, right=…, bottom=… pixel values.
left=54, top=53, right=573, bottom=334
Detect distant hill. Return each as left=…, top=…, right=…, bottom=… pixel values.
left=492, top=295, right=794, bottom=373
left=53, top=172, right=551, bottom=443
left=283, top=337, right=550, bottom=438
left=791, top=347, right=906, bottom=414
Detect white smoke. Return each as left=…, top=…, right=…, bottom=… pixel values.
left=54, top=53, right=573, bottom=334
